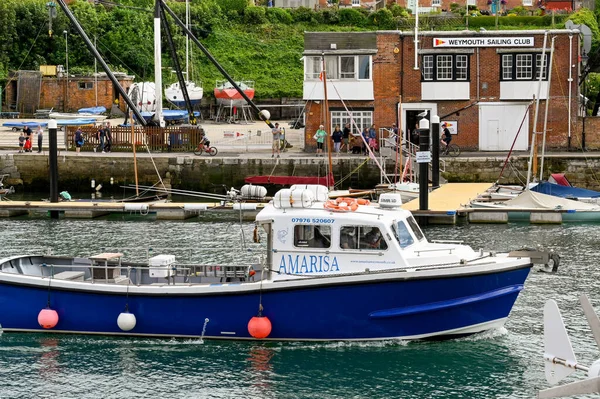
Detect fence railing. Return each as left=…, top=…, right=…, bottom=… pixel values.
left=66, top=126, right=303, bottom=152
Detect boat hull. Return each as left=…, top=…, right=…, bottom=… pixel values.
left=0, top=264, right=530, bottom=340
left=165, top=82, right=203, bottom=108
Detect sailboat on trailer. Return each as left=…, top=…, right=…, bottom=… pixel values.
left=164, top=0, right=203, bottom=108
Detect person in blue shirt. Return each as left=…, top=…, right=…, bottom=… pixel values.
left=331, top=125, right=343, bottom=154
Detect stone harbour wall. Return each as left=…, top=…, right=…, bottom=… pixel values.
left=1, top=154, right=600, bottom=193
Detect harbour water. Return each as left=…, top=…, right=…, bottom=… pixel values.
left=0, top=218, right=599, bottom=398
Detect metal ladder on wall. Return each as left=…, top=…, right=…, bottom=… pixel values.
left=377, top=129, right=447, bottom=185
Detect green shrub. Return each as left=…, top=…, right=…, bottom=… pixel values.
left=243, top=6, right=267, bottom=25
left=369, top=8, right=395, bottom=29
left=320, top=9, right=341, bottom=24
left=389, top=4, right=410, bottom=18
left=266, top=7, right=293, bottom=24
left=507, top=6, right=529, bottom=16
left=219, top=0, right=248, bottom=14
left=450, top=3, right=466, bottom=16
left=338, top=8, right=367, bottom=26
left=289, top=6, right=318, bottom=24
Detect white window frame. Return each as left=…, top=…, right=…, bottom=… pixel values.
left=436, top=55, right=453, bottom=81
left=352, top=0, right=360, bottom=6
left=432, top=0, right=441, bottom=6
left=501, top=53, right=549, bottom=81
left=422, top=55, right=434, bottom=81
left=330, top=110, right=373, bottom=136
left=340, top=56, right=356, bottom=80
left=522, top=0, right=533, bottom=5
left=516, top=54, right=533, bottom=80
left=467, top=0, right=476, bottom=5
left=422, top=54, right=469, bottom=82
left=535, top=53, right=548, bottom=80
left=305, top=55, right=371, bottom=81
left=502, top=54, right=513, bottom=80
left=455, top=54, right=468, bottom=81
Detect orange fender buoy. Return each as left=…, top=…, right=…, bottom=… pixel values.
left=324, top=197, right=368, bottom=212
left=248, top=316, right=272, bottom=339
left=38, top=308, right=59, bottom=329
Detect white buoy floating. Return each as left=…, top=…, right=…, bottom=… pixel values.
left=117, top=311, right=137, bottom=332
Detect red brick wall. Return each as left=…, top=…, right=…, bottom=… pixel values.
left=38, top=77, right=133, bottom=113
left=305, top=31, right=580, bottom=151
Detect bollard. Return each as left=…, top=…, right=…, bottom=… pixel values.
left=48, top=119, right=59, bottom=219
left=418, top=118, right=430, bottom=212
left=431, top=115, right=440, bottom=189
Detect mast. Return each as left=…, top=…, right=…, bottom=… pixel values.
left=185, top=0, right=189, bottom=82
left=55, top=0, right=146, bottom=125
left=158, top=1, right=196, bottom=124
left=159, top=0, right=274, bottom=129
left=540, top=36, right=555, bottom=181
left=322, top=54, right=334, bottom=190
left=153, top=0, right=165, bottom=127
left=525, top=31, right=548, bottom=188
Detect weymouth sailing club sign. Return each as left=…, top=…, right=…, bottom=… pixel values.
left=433, top=37, right=534, bottom=48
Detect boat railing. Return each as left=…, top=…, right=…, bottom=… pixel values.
left=430, top=239, right=465, bottom=244
left=413, top=247, right=458, bottom=256
left=39, top=262, right=256, bottom=284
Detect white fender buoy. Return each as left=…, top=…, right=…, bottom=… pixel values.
left=38, top=308, right=59, bottom=329
left=117, top=311, right=137, bottom=331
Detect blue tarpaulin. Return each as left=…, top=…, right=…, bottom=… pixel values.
left=78, top=106, right=106, bottom=115
left=530, top=181, right=600, bottom=198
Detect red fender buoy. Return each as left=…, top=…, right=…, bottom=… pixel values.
left=248, top=316, right=272, bottom=339
left=38, top=308, right=59, bottom=329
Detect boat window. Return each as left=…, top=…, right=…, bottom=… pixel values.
left=340, top=226, right=387, bottom=250
left=294, top=225, right=331, bottom=248
left=406, top=216, right=425, bottom=241
left=394, top=222, right=415, bottom=249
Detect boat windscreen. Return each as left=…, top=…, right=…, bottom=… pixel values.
left=406, top=216, right=425, bottom=241
left=394, top=221, right=414, bottom=249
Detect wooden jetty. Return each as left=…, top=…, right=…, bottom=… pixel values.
left=0, top=200, right=265, bottom=220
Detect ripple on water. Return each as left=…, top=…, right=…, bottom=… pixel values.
left=1, top=220, right=600, bottom=398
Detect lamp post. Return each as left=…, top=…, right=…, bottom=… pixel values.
left=63, top=30, right=68, bottom=112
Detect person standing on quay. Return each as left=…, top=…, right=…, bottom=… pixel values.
left=104, top=122, right=112, bottom=153
left=74, top=127, right=84, bottom=155
left=18, top=132, right=25, bottom=153
left=23, top=125, right=32, bottom=152
left=314, top=124, right=327, bottom=157
left=331, top=125, right=343, bottom=155
left=341, top=123, right=351, bottom=153
left=36, top=125, right=43, bottom=153
left=271, top=122, right=281, bottom=158
left=95, top=125, right=105, bottom=153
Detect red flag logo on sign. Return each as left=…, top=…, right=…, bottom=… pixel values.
left=434, top=39, right=446, bottom=47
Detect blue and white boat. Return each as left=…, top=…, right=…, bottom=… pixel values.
left=0, top=185, right=533, bottom=341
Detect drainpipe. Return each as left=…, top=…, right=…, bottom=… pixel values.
left=400, top=35, right=405, bottom=139
left=414, top=0, right=419, bottom=71
left=568, top=34, right=573, bottom=150
left=477, top=47, right=480, bottom=101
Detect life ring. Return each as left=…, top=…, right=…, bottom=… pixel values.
left=324, top=197, right=369, bottom=212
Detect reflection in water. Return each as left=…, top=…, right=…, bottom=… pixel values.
left=39, top=337, right=60, bottom=380
left=0, top=221, right=599, bottom=398
left=246, top=345, right=275, bottom=393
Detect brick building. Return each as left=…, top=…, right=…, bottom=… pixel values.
left=4, top=69, right=135, bottom=115
left=303, top=29, right=580, bottom=151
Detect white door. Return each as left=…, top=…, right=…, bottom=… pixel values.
left=486, top=120, right=500, bottom=151
left=479, top=103, right=529, bottom=151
